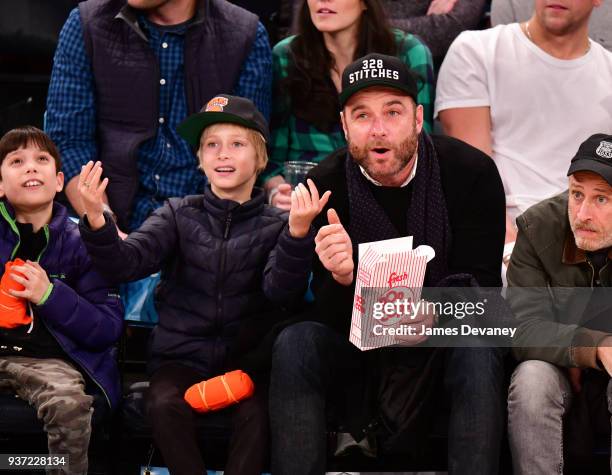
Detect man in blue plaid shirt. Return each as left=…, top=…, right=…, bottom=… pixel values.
left=46, top=0, right=272, bottom=232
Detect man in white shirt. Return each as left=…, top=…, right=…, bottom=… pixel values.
left=491, top=0, right=612, bottom=51
left=435, top=0, right=612, bottom=260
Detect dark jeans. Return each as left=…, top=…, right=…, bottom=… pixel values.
left=146, top=362, right=268, bottom=475
left=269, top=321, right=505, bottom=475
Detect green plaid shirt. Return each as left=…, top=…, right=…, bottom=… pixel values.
left=263, top=29, right=435, bottom=182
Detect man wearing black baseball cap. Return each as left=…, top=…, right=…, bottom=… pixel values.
left=270, top=53, right=508, bottom=475
left=507, top=133, right=612, bottom=473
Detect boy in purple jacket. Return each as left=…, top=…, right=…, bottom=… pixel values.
left=0, top=126, right=123, bottom=475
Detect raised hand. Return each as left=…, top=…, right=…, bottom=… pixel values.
left=78, top=161, right=108, bottom=231
left=288, top=179, right=331, bottom=238
left=315, top=208, right=354, bottom=286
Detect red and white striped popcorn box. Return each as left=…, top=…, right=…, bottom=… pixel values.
left=350, top=239, right=434, bottom=351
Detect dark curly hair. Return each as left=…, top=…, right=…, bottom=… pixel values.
left=280, top=0, right=397, bottom=132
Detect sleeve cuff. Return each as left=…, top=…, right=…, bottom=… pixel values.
left=571, top=328, right=612, bottom=369
left=282, top=224, right=316, bottom=256
left=78, top=212, right=119, bottom=244
left=36, top=282, right=55, bottom=306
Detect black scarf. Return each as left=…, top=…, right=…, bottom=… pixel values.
left=346, top=132, right=451, bottom=286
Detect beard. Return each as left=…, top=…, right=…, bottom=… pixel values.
left=348, top=125, right=419, bottom=184
left=569, top=212, right=612, bottom=252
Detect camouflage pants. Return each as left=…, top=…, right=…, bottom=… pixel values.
left=0, top=356, right=93, bottom=475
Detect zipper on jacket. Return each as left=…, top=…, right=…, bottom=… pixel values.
left=223, top=213, right=232, bottom=240
left=601, top=261, right=610, bottom=287
left=212, top=212, right=233, bottom=368
left=35, top=225, right=50, bottom=263
left=586, top=259, right=596, bottom=289
left=216, top=212, right=232, bottom=325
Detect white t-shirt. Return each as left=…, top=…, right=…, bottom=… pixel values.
left=435, top=24, right=612, bottom=217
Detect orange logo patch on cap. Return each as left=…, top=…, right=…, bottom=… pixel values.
left=206, top=96, right=229, bottom=112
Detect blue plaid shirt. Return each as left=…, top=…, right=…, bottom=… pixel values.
left=46, top=8, right=272, bottom=230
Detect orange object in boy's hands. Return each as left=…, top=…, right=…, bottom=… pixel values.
left=184, top=370, right=255, bottom=413
left=0, top=259, right=32, bottom=328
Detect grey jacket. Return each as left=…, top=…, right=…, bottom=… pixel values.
left=507, top=192, right=612, bottom=369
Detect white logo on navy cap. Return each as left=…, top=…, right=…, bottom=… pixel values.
left=596, top=140, right=612, bottom=160
left=348, top=58, right=400, bottom=85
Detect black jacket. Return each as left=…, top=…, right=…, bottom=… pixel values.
left=80, top=186, right=315, bottom=376
left=307, top=134, right=506, bottom=335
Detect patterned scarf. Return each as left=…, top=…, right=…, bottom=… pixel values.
left=346, top=132, right=451, bottom=286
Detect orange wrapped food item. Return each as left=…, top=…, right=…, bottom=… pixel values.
left=0, top=259, right=31, bottom=329
left=184, top=370, right=255, bottom=413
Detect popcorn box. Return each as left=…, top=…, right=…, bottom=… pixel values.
left=349, top=237, right=434, bottom=351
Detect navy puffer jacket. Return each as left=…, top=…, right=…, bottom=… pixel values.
left=80, top=186, right=315, bottom=376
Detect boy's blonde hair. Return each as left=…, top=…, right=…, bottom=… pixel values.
left=245, top=128, right=268, bottom=174
left=199, top=124, right=268, bottom=174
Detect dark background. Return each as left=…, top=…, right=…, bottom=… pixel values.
left=0, top=0, right=283, bottom=135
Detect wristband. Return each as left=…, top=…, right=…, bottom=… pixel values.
left=37, top=283, right=54, bottom=306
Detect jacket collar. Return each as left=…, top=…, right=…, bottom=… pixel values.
left=202, top=185, right=266, bottom=222
left=116, top=0, right=206, bottom=41
left=562, top=231, right=612, bottom=264
left=0, top=199, right=68, bottom=236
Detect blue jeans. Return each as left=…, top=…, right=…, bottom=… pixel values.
left=269, top=321, right=505, bottom=475
left=508, top=360, right=612, bottom=474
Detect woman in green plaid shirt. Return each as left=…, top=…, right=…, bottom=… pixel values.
left=263, top=0, right=435, bottom=209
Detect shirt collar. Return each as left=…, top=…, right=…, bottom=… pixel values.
left=562, top=232, right=612, bottom=264
left=115, top=1, right=204, bottom=41
left=359, top=155, right=418, bottom=188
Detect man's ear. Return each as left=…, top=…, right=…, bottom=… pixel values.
left=55, top=171, right=65, bottom=193
left=340, top=111, right=349, bottom=141
left=0, top=180, right=4, bottom=198
left=415, top=104, right=424, bottom=135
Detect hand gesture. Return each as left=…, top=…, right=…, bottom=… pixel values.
left=288, top=179, right=331, bottom=238
left=315, top=209, right=354, bottom=286
left=10, top=261, right=52, bottom=305
left=78, top=161, right=108, bottom=231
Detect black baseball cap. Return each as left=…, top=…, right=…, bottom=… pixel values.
left=567, top=134, right=612, bottom=187
left=339, top=53, right=419, bottom=108
left=177, top=94, right=269, bottom=146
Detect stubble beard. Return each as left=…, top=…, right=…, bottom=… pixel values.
left=349, top=125, right=419, bottom=185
